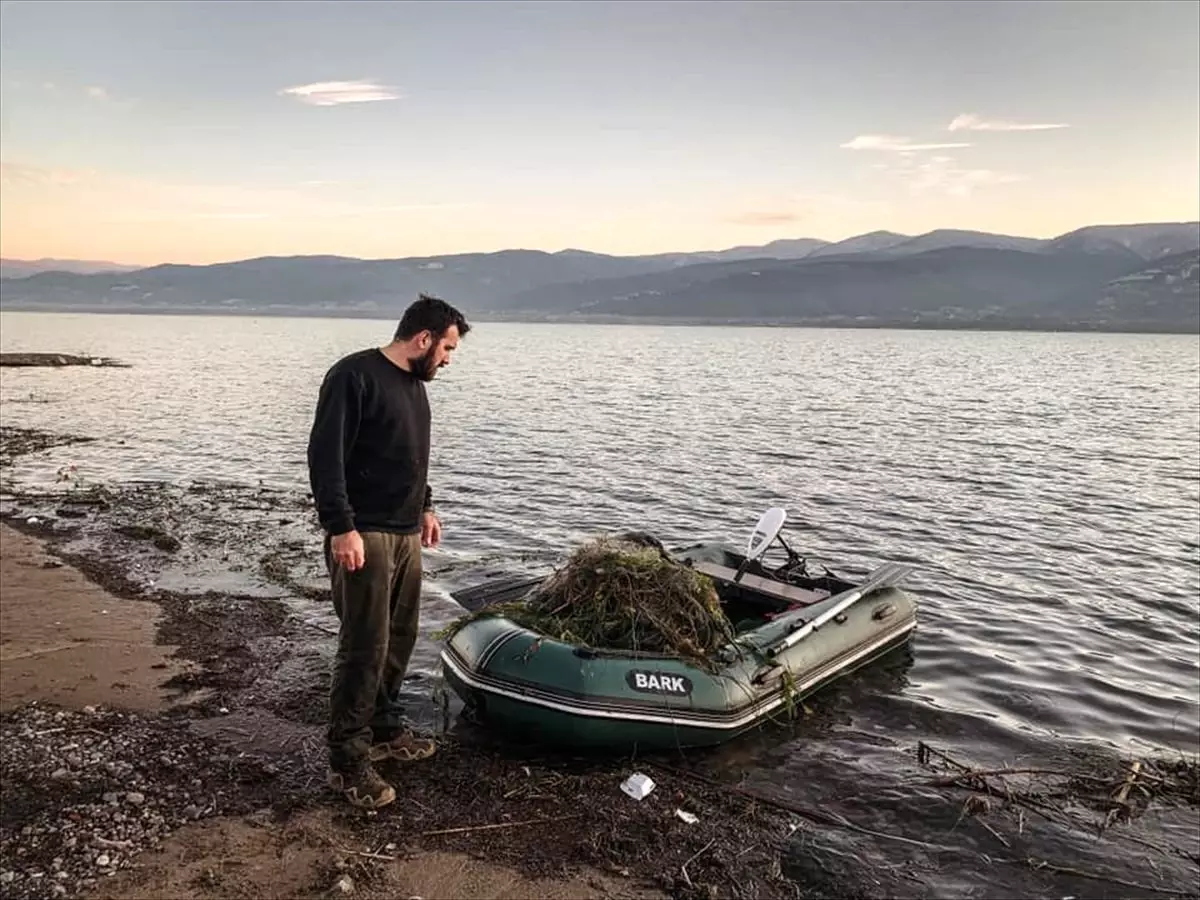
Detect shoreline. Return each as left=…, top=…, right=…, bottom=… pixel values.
left=0, top=518, right=674, bottom=900
left=1, top=426, right=1197, bottom=900
left=0, top=513, right=795, bottom=900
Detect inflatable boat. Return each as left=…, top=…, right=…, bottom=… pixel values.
left=440, top=508, right=918, bottom=751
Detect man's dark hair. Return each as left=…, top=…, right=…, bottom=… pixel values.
left=394, top=293, right=471, bottom=342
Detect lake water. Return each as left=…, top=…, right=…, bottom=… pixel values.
left=2, top=311, right=1198, bottom=763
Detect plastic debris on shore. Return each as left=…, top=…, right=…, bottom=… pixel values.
left=621, top=772, right=656, bottom=801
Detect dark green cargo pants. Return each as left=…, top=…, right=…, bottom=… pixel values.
left=324, top=530, right=422, bottom=771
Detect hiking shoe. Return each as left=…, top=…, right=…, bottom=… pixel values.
left=326, top=763, right=396, bottom=809
left=369, top=728, right=437, bottom=763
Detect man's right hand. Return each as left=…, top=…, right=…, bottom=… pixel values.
left=331, top=530, right=366, bottom=571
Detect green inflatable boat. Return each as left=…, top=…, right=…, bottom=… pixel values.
left=440, top=508, right=918, bottom=751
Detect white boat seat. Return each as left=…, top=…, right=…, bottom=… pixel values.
left=690, top=560, right=829, bottom=607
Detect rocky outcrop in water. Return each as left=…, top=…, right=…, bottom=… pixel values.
left=0, top=354, right=128, bottom=368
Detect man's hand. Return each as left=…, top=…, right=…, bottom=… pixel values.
left=331, top=530, right=366, bottom=571
left=421, top=511, right=441, bottom=549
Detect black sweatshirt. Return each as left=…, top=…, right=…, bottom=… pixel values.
left=306, top=348, right=433, bottom=536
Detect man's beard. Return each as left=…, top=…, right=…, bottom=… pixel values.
left=408, top=346, right=439, bottom=381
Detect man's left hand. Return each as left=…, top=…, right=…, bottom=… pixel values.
left=421, top=511, right=442, bottom=549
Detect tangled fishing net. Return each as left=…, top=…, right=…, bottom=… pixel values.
left=453, top=533, right=736, bottom=666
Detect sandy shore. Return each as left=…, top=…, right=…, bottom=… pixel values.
left=0, top=522, right=665, bottom=900
left=0, top=524, right=189, bottom=714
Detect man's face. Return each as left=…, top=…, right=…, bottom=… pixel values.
left=409, top=325, right=461, bottom=381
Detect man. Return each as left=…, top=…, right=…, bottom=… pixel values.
left=306, top=293, right=470, bottom=809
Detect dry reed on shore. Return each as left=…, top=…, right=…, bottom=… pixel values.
left=446, top=534, right=736, bottom=666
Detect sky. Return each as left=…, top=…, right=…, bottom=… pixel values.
left=0, top=0, right=1197, bottom=265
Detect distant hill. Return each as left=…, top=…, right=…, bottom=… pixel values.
left=507, top=247, right=1149, bottom=327
left=882, top=229, right=1046, bottom=256
left=1045, top=223, right=1200, bottom=262
left=694, top=238, right=830, bottom=262
left=2, top=222, right=1197, bottom=332
left=1032, top=249, right=1199, bottom=330
left=0, top=258, right=141, bottom=279
left=0, top=250, right=683, bottom=314
left=494, top=257, right=795, bottom=313
left=806, top=230, right=910, bottom=258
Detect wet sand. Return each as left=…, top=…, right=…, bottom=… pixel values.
left=0, top=524, right=189, bottom=713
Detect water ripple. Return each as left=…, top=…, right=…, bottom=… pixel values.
left=1, top=313, right=1198, bottom=754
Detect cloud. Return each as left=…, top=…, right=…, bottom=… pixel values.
left=840, top=124, right=1028, bottom=198
left=948, top=113, right=1069, bottom=132
left=85, top=86, right=109, bottom=101
left=726, top=210, right=800, bottom=226
left=840, top=134, right=973, bottom=152
left=279, top=79, right=401, bottom=106
left=886, top=155, right=1025, bottom=198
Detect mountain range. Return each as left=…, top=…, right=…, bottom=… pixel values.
left=2, top=222, right=1197, bottom=333
left=0, top=258, right=140, bottom=279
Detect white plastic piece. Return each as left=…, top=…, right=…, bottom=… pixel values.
left=620, top=772, right=656, bottom=800
left=675, top=809, right=698, bottom=824
left=746, top=507, right=787, bottom=562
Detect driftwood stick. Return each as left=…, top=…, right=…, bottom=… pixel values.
left=93, top=837, right=134, bottom=849
left=344, top=848, right=396, bottom=862
left=1113, top=760, right=1143, bottom=806
left=938, top=770, right=1075, bottom=830
left=977, top=817, right=1011, bottom=850
left=938, top=768, right=1159, bottom=786
left=932, top=770, right=1074, bottom=827
left=681, top=838, right=717, bottom=888
left=1118, top=832, right=1194, bottom=860
left=917, top=741, right=972, bottom=772
left=929, top=767, right=1072, bottom=784
left=422, top=814, right=581, bottom=837
left=1024, top=858, right=1186, bottom=897
left=316, top=828, right=397, bottom=862
left=1102, top=759, right=1143, bottom=831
